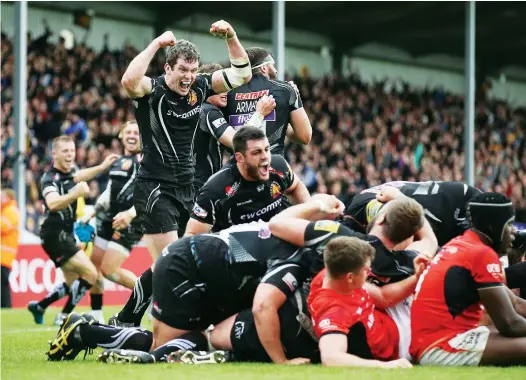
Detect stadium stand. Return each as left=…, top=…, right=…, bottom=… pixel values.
left=1, top=29, right=525, bottom=235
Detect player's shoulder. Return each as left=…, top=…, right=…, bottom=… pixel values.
left=201, top=101, right=222, bottom=114
left=201, top=166, right=236, bottom=192
left=268, top=79, right=295, bottom=94
left=269, top=154, right=290, bottom=171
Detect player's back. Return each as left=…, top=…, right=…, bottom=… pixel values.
left=410, top=230, right=503, bottom=359
left=223, top=74, right=301, bottom=156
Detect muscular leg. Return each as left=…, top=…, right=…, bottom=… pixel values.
left=60, top=250, right=97, bottom=314
left=480, top=332, right=526, bottom=366
left=89, top=244, right=106, bottom=316
left=100, top=244, right=137, bottom=289
left=151, top=317, right=192, bottom=350
left=210, top=314, right=237, bottom=351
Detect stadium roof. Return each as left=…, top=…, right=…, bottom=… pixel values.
left=139, top=1, right=526, bottom=73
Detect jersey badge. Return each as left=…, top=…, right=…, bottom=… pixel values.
left=313, top=220, right=340, bottom=234
left=121, top=159, right=132, bottom=171
left=193, top=203, right=208, bottom=218
left=270, top=182, right=281, bottom=199
left=188, top=89, right=197, bottom=106
left=225, top=182, right=240, bottom=197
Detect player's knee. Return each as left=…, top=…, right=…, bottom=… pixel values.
left=102, top=270, right=121, bottom=283
left=82, top=262, right=98, bottom=284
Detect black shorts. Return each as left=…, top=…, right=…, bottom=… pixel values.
left=151, top=238, right=230, bottom=331
left=95, top=215, right=143, bottom=251
left=133, top=180, right=194, bottom=235
left=230, top=298, right=320, bottom=363
left=40, top=230, right=80, bottom=267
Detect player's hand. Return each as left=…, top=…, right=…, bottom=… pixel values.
left=155, top=31, right=176, bottom=48
left=101, top=153, right=120, bottom=170
left=283, top=357, right=311, bottom=365
left=413, top=253, right=431, bottom=279
left=256, top=95, right=276, bottom=116
left=210, top=20, right=235, bottom=39
left=382, top=358, right=413, bottom=368
left=376, top=185, right=404, bottom=203
left=311, top=194, right=345, bottom=219
left=112, top=210, right=134, bottom=230
left=75, top=181, right=90, bottom=197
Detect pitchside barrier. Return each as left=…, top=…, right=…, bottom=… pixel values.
left=9, top=218, right=152, bottom=308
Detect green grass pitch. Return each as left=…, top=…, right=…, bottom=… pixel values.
left=2, top=306, right=525, bottom=380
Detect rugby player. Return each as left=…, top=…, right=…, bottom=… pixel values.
left=78, top=121, right=142, bottom=323
left=185, top=126, right=310, bottom=235
left=410, top=192, right=526, bottom=366
left=110, top=20, right=252, bottom=327
left=193, top=63, right=276, bottom=194
left=222, top=47, right=312, bottom=156
left=250, top=195, right=437, bottom=364
left=28, top=136, right=118, bottom=325
left=343, top=181, right=482, bottom=246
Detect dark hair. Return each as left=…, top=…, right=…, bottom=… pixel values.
left=198, top=63, right=223, bottom=75
left=232, top=126, right=267, bottom=154
left=165, top=40, right=200, bottom=68
left=324, top=236, right=375, bottom=279
left=246, top=47, right=272, bottom=71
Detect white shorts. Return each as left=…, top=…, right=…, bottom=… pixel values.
left=386, top=295, right=413, bottom=361
left=419, top=326, right=490, bottom=366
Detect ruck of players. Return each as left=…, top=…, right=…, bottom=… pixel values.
left=32, top=20, right=526, bottom=368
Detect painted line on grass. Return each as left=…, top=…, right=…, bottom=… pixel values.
left=1, top=327, right=56, bottom=334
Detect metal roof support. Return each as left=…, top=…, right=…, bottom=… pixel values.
left=464, top=1, right=476, bottom=186
left=272, top=0, right=285, bottom=81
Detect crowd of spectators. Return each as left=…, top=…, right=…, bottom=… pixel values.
left=1, top=29, right=525, bottom=233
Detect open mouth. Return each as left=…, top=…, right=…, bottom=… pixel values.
left=259, top=161, right=270, bottom=177
left=64, top=158, right=73, bottom=166
left=126, top=137, right=138, bottom=145
left=180, top=81, right=191, bottom=91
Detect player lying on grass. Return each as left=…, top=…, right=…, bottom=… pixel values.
left=410, top=192, right=526, bottom=366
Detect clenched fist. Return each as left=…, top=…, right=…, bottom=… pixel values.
left=155, top=31, right=176, bottom=48
left=256, top=95, right=276, bottom=116
left=74, top=182, right=90, bottom=197
left=210, top=20, right=235, bottom=39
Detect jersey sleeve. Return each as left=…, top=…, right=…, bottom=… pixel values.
left=472, top=246, right=505, bottom=288
left=260, top=262, right=306, bottom=298
left=200, top=107, right=230, bottom=140
left=190, top=184, right=217, bottom=226
left=313, top=304, right=350, bottom=338
left=40, top=173, right=58, bottom=199
left=304, top=221, right=350, bottom=247
left=286, top=82, right=303, bottom=111
left=270, top=155, right=296, bottom=191
left=196, top=73, right=215, bottom=98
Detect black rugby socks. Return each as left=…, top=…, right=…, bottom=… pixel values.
left=117, top=267, right=153, bottom=325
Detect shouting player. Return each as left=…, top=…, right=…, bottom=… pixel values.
left=28, top=136, right=117, bottom=325
left=79, top=121, right=143, bottom=323
left=110, top=20, right=252, bottom=327
left=410, top=192, right=526, bottom=366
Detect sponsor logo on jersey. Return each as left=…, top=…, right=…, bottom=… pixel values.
left=258, top=226, right=271, bottom=239
left=212, top=117, right=227, bottom=128
left=188, top=89, right=198, bottom=106
left=234, top=321, right=245, bottom=339
left=282, top=272, right=298, bottom=292
left=486, top=263, right=503, bottom=281
left=270, top=182, right=281, bottom=199
left=193, top=203, right=208, bottom=218
left=257, top=184, right=265, bottom=192
left=225, top=182, right=240, bottom=197
left=237, top=199, right=252, bottom=206
left=269, top=167, right=284, bottom=179
left=166, top=106, right=201, bottom=119
left=234, top=90, right=269, bottom=101
left=121, top=159, right=132, bottom=171
left=313, top=220, right=340, bottom=233
left=240, top=198, right=283, bottom=221
left=228, top=110, right=276, bottom=128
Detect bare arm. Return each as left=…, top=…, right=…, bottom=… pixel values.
left=184, top=218, right=212, bottom=237
left=286, top=124, right=308, bottom=144
left=73, top=154, right=119, bottom=183
left=479, top=286, right=526, bottom=337
left=364, top=275, right=417, bottom=310
left=285, top=176, right=311, bottom=205
left=252, top=284, right=289, bottom=364
left=289, top=109, right=312, bottom=145
left=506, top=287, right=526, bottom=318
left=121, top=33, right=171, bottom=98
left=45, top=184, right=87, bottom=212
left=209, top=21, right=251, bottom=94
left=406, top=218, right=438, bottom=257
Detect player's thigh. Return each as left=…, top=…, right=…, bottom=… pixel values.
left=144, top=232, right=178, bottom=262
left=62, top=250, right=97, bottom=282
left=151, top=318, right=191, bottom=350
left=100, top=243, right=129, bottom=275
left=210, top=314, right=237, bottom=351
left=90, top=243, right=106, bottom=269
left=480, top=331, right=526, bottom=366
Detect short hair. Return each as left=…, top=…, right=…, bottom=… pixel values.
left=52, top=135, right=75, bottom=151
left=232, top=126, right=267, bottom=154
left=381, top=197, right=425, bottom=244
left=198, top=63, right=223, bottom=75
left=118, top=120, right=138, bottom=138
left=165, top=39, right=200, bottom=68
left=324, top=236, right=375, bottom=279
left=246, top=47, right=272, bottom=71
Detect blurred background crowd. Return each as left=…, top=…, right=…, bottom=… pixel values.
left=2, top=29, right=525, bottom=233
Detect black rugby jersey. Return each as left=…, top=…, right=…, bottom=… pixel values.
left=191, top=155, right=295, bottom=231
left=344, top=181, right=482, bottom=246
left=133, top=73, right=214, bottom=186
left=193, top=101, right=230, bottom=191
left=39, top=167, right=79, bottom=234
left=222, top=74, right=303, bottom=156
left=102, top=153, right=141, bottom=218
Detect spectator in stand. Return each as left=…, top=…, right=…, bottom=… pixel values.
left=1, top=188, right=19, bottom=308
